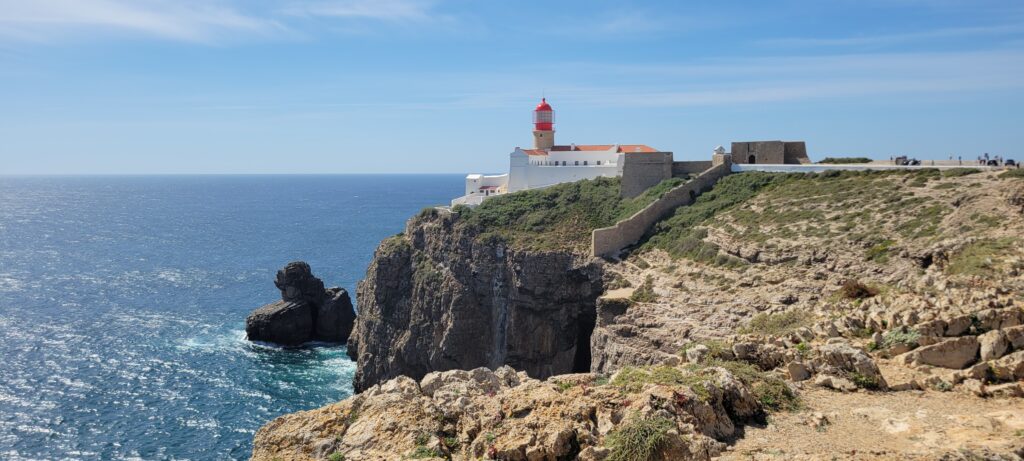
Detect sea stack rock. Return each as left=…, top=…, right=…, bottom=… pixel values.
left=245, top=261, right=356, bottom=347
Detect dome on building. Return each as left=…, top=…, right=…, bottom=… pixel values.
left=535, top=98, right=552, bottom=112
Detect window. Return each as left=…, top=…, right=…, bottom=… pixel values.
left=574, top=161, right=579, bottom=166
left=583, top=161, right=588, bottom=166
left=562, top=161, right=566, bottom=166
left=597, top=161, right=602, bottom=165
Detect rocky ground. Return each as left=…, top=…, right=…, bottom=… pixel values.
left=253, top=169, right=1024, bottom=460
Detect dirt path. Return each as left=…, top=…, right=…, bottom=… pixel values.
left=717, top=387, right=1024, bottom=460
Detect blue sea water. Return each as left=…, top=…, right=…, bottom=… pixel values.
left=0, top=175, right=463, bottom=460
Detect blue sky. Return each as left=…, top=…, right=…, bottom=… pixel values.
left=1, top=0, right=1022, bottom=174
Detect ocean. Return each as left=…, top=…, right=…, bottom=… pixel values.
left=0, top=175, right=464, bottom=460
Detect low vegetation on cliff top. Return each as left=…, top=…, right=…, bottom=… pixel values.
left=454, top=176, right=685, bottom=252
left=643, top=169, right=1013, bottom=267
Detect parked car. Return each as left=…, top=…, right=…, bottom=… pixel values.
left=1006, top=159, right=1016, bottom=167
left=987, top=160, right=999, bottom=166
left=908, top=159, right=921, bottom=166
left=894, top=156, right=909, bottom=165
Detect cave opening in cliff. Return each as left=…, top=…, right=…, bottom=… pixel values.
left=572, top=305, right=597, bottom=373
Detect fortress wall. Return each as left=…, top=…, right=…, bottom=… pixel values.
left=672, top=161, right=712, bottom=176
left=620, top=152, right=674, bottom=198
left=592, top=162, right=732, bottom=258
left=783, top=142, right=810, bottom=164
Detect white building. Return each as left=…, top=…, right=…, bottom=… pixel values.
left=452, top=98, right=660, bottom=207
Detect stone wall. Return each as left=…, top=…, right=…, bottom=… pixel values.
left=784, top=142, right=810, bottom=164
left=592, top=162, right=732, bottom=258
left=671, top=161, right=712, bottom=176
left=732, top=141, right=785, bottom=164
left=620, top=152, right=673, bottom=198
left=732, top=141, right=809, bottom=165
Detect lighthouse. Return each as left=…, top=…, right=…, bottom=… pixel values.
left=532, top=98, right=555, bottom=149
left=451, top=97, right=668, bottom=207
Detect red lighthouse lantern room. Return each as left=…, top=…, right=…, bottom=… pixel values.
left=533, top=98, right=554, bottom=131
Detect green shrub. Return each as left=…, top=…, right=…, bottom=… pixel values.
left=629, top=275, right=658, bottom=303
left=739, top=310, right=812, bottom=336
left=850, top=372, right=881, bottom=389
left=328, top=453, right=345, bottom=461
left=605, top=416, right=676, bottom=461
left=817, top=157, right=873, bottom=164
left=881, top=329, right=920, bottom=349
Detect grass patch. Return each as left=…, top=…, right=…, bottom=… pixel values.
left=629, top=275, right=658, bottom=303
left=1000, top=169, right=1024, bottom=179
left=739, top=310, right=812, bottom=336
left=679, top=340, right=731, bottom=361
left=407, top=445, right=443, bottom=459
left=458, top=176, right=685, bottom=252
left=865, top=239, right=895, bottom=264
left=645, top=172, right=787, bottom=260
left=945, top=238, right=1017, bottom=277
left=610, top=366, right=687, bottom=393
left=817, top=157, right=872, bottom=164
left=605, top=416, right=676, bottom=461
left=941, top=168, right=982, bottom=178
left=328, top=453, right=345, bottom=461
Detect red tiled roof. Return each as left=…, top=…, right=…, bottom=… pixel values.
left=617, top=144, right=658, bottom=153
left=549, top=144, right=659, bottom=153
left=550, top=144, right=614, bottom=151
left=522, top=144, right=660, bottom=155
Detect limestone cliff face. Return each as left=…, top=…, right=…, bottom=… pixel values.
left=347, top=210, right=604, bottom=392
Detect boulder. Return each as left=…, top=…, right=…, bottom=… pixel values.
left=944, top=315, right=972, bottom=336
left=989, top=350, right=1024, bottom=382
left=246, top=261, right=357, bottom=346
left=816, top=342, right=887, bottom=389
left=245, top=301, right=314, bottom=346
left=978, top=329, right=1009, bottom=361
left=1004, top=325, right=1024, bottom=350
left=814, top=374, right=857, bottom=392
left=975, top=308, right=1023, bottom=332
left=686, top=344, right=710, bottom=363
left=902, top=336, right=979, bottom=369
left=787, top=361, right=811, bottom=381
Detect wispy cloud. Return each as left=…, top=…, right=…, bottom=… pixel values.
left=0, top=0, right=285, bottom=43
left=381, top=49, right=1024, bottom=110
left=280, top=0, right=441, bottom=22
left=761, top=24, right=1024, bottom=48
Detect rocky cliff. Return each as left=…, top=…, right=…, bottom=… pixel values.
left=347, top=209, right=604, bottom=392
left=255, top=169, right=1024, bottom=460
